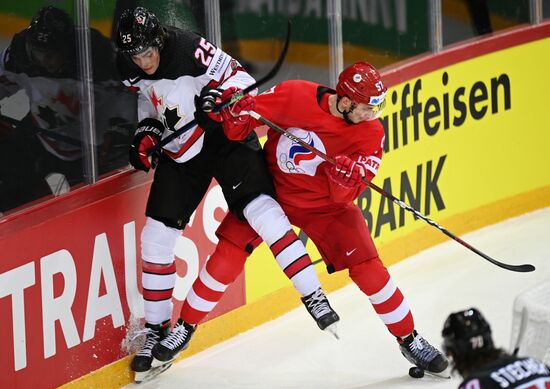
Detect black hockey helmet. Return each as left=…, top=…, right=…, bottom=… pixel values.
left=442, top=308, right=495, bottom=358
left=116, top=7, right=165, bottom=56
left=25, top=6, right=75, bottom=71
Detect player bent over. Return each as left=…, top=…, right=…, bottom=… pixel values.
left=153, top=61, right=448, bottom=376
left=442, top=308, right=550, bottom=388
left=115, top=7, right=338, bottom=383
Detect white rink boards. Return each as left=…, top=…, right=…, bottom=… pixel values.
left=125, top=207, right=550, bottom=389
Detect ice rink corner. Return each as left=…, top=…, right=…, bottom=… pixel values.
left=125, top=207, right=550, bottom=389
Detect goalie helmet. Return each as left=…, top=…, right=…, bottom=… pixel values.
left=442, top=308, right=494, bottom=358
left=336, top=61, right=387, bottom=107
left=116, top=7, right=165, bottom=55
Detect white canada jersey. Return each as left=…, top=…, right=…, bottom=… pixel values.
left=117, top=27, right=255, bottom=163
left=1, top=29, right=134, bottom=162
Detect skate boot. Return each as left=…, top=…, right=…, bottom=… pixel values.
left=131, top=320, right=171, bottom=383
left=152, top=318, right=196, bottom=367
left=399, top=330, right=449, bottom=373
left=301, top=288, right=340, bottom=338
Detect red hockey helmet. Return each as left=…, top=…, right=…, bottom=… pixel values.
left=336, top=62, right=387, bottom=119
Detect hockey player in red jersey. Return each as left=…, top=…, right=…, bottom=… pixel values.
left=153, top=61, right=449, bottom=375
left=115, top=7, right=338, bottom=383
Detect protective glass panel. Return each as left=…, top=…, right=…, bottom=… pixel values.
left=342, top=1, right=431, bottom=72
left=443, top=0, right=533, bottom=46
left=139, top=1, right=204, bottom=34
left=0, top=2, right=84, bottom=214
left=220, top=1, right=332, bottom=89
left=89, top=1, right=137, bottom=178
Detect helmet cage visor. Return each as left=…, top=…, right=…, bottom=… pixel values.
left=364, top=94, right=386, bottom=120
left=348, top=93, right=386, bottom=121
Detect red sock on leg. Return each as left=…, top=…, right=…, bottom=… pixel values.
left=180, top=238, right=248, bottom=324
left=349, top=257, right=414, bottom=338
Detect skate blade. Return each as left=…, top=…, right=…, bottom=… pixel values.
left=134, top=363, right=172, bottom=383
left=324, top=323, right=340, bottom=340
left=151, top=355, right=178, bottom=368
left=425, top=370, right=451, bottom=379
left=414, top=368, right=450, bottom=380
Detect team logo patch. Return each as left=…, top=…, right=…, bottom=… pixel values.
left=276, top=128, right=325, bottom=176
left=230, top=58, right=239, bottom=71
left=135, top=15, right=146, bottom=25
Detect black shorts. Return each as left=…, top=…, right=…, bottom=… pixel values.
left=146, top=130, right=275, bottom=229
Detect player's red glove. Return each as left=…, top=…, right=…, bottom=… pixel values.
left=129, top=118, right=163, bottom=172
left=219, top=88, right=255, bottom=141
left=327, top=155, right=365, bottom=188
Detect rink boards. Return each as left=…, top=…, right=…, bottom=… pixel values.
left=0, top=21, right=549, bottom=389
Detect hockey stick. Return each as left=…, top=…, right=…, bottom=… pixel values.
left=248, top=110, right=536, bottom=273
left=147, top=20, right=292, bottom=156
left=1, top=113, right=82, bottom=147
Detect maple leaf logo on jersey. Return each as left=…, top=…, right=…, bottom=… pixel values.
left=276, top=128, right=325, bottom=176
left=163, top=105, right=183, bottom=133
left=150, top=89, right=163, bottom=112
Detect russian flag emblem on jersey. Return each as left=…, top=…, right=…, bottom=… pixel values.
left=276, top=128, right=326, bottom=176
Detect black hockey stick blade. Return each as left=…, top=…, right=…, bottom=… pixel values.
left=148, top=20, right=292, bottom=155
left=249, top=110, right=536, bottom=273
left=450, top=236, right=535, bottom=273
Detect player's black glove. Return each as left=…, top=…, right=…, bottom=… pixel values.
left=194, top=86, right=224, bottom=133
left=129, top=118, right=164, bottom=172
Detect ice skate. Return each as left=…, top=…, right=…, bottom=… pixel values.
left=301, top=288, right=340, bottom=339
left=399, top=330, right=449, bottom=375
left=134, top=363, right=172, bottom=383
left=152, top=318, right=196, bottom=367
left=131, top=321, right=171, bottom=383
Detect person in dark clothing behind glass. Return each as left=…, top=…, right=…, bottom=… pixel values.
left=465, top=0, right=493, bottom=35
left=0, top=6, right=135, bottom=213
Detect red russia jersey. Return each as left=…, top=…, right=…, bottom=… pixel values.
left=254, top=80, right=385, bottom=209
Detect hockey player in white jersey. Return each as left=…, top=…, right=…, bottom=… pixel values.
left=115, top=7, right=339, bottom=383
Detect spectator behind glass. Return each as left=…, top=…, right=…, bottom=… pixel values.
left=0, top=5, right=135, bottom=214
left=442, top=308, right=550, bottom=389
left=465, top=0, right=493, bottom=35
